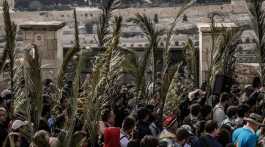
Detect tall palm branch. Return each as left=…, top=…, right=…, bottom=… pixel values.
left=207, top=19, right=242, bottom=94
left=57, top=8, right=80, bottom=89
left=159, top=0, right=194, bottom=119
left=205, top=14, right=222, bottom=94
left=215, top=28, right=242, bottom=76
left=97, top=0, right=120, bottom=49
left=13, top=57, right=28, bottom=119
left=63, top=48, right=85, bottom=147
left=184, top=39, right=199, bottom=86
left=130, top=13, right=163, bottom=103
left=2, top=0, right=17, bottom=95
left=162, top=0, right=194, bottom=78
left=83, top=16, right=123, bottom=147
left=24, top=45, right=42, bottom=132
left=246, top=0, right=265, bottom=84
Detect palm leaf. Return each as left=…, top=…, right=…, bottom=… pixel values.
left=162, top=0, right=194, bottom=78
left=83, top=15, right=122, bottom=147
left=24, top=45, right=42, bottom=132
left=130, top=13, right=163, bottom=103
left=246, top=0, right=265, bottom=84
left=2, top=0, right=17, bottom=94
left=97, top=0, right=120, bottom=48
left=184, top=39, right=199, bottom=86
left=63, top=48, right=85, bottom=147
left=57, top=8, right=80, bottom=89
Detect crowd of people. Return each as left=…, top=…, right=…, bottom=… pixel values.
left=0, top=77, right=265, bottom=147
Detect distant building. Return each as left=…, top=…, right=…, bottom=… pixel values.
left=0, top=0, right=15, bottom=9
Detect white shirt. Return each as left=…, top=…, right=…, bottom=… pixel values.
left=120, top=130, right=130, bottom=147
left=213, top=103, right=226, bottom=127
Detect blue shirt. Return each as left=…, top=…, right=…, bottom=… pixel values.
left=232, top=127, right=258, bottom=147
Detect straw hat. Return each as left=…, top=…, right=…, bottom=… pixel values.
left=244, top=113, right=265, bottom=127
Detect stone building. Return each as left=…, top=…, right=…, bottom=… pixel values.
left=0, top=0, right=15, bottom=9
left=19, top=21, right=65, bottom=80
left=197, top=23, right=238, bottom=85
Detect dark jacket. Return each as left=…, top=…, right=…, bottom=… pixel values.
left=136, top=120, right=152, bottom=140
left=192, top=134, right=222, bottom=147
left=0, top=123, right=8, bottom=147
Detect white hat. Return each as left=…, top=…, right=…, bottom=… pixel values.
left=11, top=120, right=27, bottom=130
left=0, top=107, right=7, bottom=112
left=188, top=89, right=201, bottom=101
left=181, top=124, right=193, bottom=135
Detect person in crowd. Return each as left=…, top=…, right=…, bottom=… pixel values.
left=159, top=116, right=178, bottom=147
left=120, top=117, right=136, bottom=147
left=181, top=124, right=198, bottom=145
left=175, top=128, right=191, bottom=147
left=146, top=105, right=161, bottom=137
left=221, top=106, right=238, bottom=130
left=217, top=125, right=233, bottom=147
left=103, top=127, right=121, bottom=147
left=183, top=103, right=200, bottom=126
left=193, top=120, right=222, bottom=147
left=114, top=85, right=130, bottom=128
left=0, top=107, right=8, bottom=147
left=235, top=104, right=249, bottom=128
left=232, top=113, right=264, bottom=147
left=213, top=92, right=230, bottom=127
left=4, top=120, right=30, bottom=147
left=246, top=77, right=263, bottom=106
left=30, top=130, right=50, bottom=147
left=99, top=109, right=116, bottom=135
left=135, top=107, right=152, bottom=140
left=127, top=139, right=140, bottom=147
left=140, top=136, right=159, bottom=147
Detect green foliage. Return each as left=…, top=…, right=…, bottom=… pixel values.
left=24, top=45, right=43, bottom=132
left=57, top=8, right=80, bottom=89
left=97, top=0, right=120, bottom=49
left=163, top=63, right=194, bottom=116
left=205, top=15, right=242, bottom=94
left=159, top=0, right=194, bottom=118
left=246, top=0, right=265, bottom=84
left=130, top=13, right=163, bottom=102
left=184, top=39, right=199, bottom=86
left=83, top=15, right=123, bottom=147
left=2, top=0, right=17, bottom=94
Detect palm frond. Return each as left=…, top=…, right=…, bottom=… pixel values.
left=63, top=48, right=85, bottom=147
left=184, top=39, right=199, bottom=87
left=57, top=8, right=80, bottom=89
left=130, top=13, right=163, bottom=102
left=13, top=57, right=29, bottom=119
left=97, top=0, right=120, bottom=48
left=82, top=15, right=123, bottom=147
left=207, top=26, right=242, bottom=93
left=162, top=0, right=194, bottom=78
left=246, top=0, right=265, bottom=84
left=24, top=45, right=42, bottom=131
left=2, top=0, right=17, bottom=93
